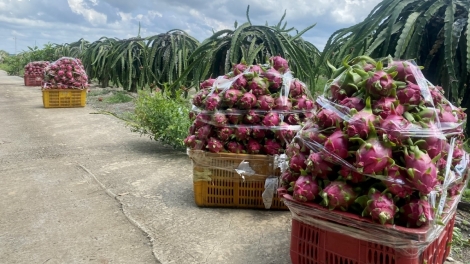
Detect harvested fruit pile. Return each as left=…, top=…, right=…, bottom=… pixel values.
left=24, top=61, right=50, bottom=76
left=42, top=57, right=89, bottom=89
left=282, top=55, right=469, bottom=227
left=184, top=56, right=315, bottom=155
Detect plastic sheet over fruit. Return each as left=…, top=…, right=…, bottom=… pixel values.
left=281, top=171, right=468, bottom=257
left=42, top=57, right=89, bottom=90
left=24, top=61, right=50, bottom=76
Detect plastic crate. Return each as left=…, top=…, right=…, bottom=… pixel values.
left=290, top=214, right=455, bottom=264
left=24, top=75, right=43, bottom=86
left=190, top=150, right=287, bottom=209
left=42, top=89, right=87, bottom=108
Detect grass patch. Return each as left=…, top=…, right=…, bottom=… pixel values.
left=105, top=91, right=133, bottom=103
left=88, top=89, right=112, bottom=96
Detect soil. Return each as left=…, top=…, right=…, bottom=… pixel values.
left=85, top=83, right=470, bottom=264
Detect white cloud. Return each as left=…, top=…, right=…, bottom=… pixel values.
left=67, top=0, right=107, bottom=26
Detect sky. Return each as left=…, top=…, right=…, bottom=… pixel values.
left=0, top=0, right=382, bottom=55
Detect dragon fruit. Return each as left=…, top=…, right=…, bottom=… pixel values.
left=227, top=141, right=246, bottom=154
left=232, top=62, right=248, bottom=75
left=192, top=89, right=210, bottom=108
left=192, top=139, right=206, bottom=150
left=354, top=121, right=393, bottom=174
left=270, top=56, right=289, bottom=73
left=200, top=77, right=216, bottom=89
left=238, top=91, right=258, bottom=109
left=223, top=89, right=244, bottom=107
left=429, top=85, right=444, bottom=105
left=448, top=183, right=463, bottom=196
left=438, top=107, right=458, bottom=123
left=383, top=165, right=414, bottom=198
left=361, top=188, right=398, bottom=225
left=262, top=112, right=281, bottom=126
left=195, top=125, right=213, bottom=140
left=246, top=139, right=262, bottom=154
left=205, top=93, right=222, bottom=111
left=293, top=94, right=315, bottom=111
left=216, top=127, right=234, bottom=141
left=275, top=122, right=296, bottom=144
left=243, top=110, right=262, bottom=124
left=231, top=75, right=248, bottom=90
left=234, top=126, right=251, bottom=141
left=226, top=108, right=243, bottom=124
left=321, top=181, right=357, bottom=211
left=289, top=80, right=306, bottom=98
left=323, top=129, right=349, bottom=162
left=274, top=96, right=293, bottom=111
left=389, top=60, right=417, bottom=84
left=256, top=94, right=275, bottom=110
left=263, top=139, right=282, bottom=155
left=193, top=113, right=211, bottom=128
left=399, top=197, right=433, bottom=227
left=315, top=108, right=342, bottom=129
left=252, top=128, right=267, bottom=139
left=365, top=62, right=397, bottom=98
left=300, top=123, right=328, bottom=144
left=286, top=114, right=301, bottom=125
left=340, top=97, right=365, bottom=111
left=378, top=106, right=411, bottom=144
left=396, top=82, right=422, bottom=107
left=345, top=97, right=377, bottom=139
left=373, top=97, right=404, bottom=118
left=339, top=162, right=366, bottom=183
left=289, top=153, right=308, bottom=172
left=404, top=146, right=439, bottom=195
left=249, top=76, right=270, bottom=96
left=206, top=137, right=224, bottom=153
left=306, top=152, right=334, bottom=179
left=184, top=135, right=197, bottom=148
left=280, top=170, right=298, bottom=189
left=212, top=111, right=228, bottom=127
left=330, top=82, right=348, bottom=101
left=262, top=68, right=283, bottom=91
left=293, top=175, right=320, bottom=202
left=416, top=123, right=446, bottom=159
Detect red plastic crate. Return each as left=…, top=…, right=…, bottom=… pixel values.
left=24, top=75, right=43, bottom=86
left=290, top=214, right=455, bottom=264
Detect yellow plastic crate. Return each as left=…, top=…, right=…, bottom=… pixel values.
left=42, top=89, right=86, bottom=108
left=189, top=150, right=287, bottom=210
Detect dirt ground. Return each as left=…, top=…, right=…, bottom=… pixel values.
left=84, top=84, right=470, bottom=264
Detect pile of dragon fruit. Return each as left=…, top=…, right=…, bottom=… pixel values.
left=24, top=61, right=50, bottom=76
left=281, top=55, right=469, bottom=228
left=42, top=57, right=89, bottom=90
left=184, top=56, right=315, bottom=155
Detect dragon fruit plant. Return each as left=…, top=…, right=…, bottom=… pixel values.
left=280, top=54, right=469, bottom=229
left=185, top=56, right=316, bottom=155
left=42, top=57, right=89, bottom=89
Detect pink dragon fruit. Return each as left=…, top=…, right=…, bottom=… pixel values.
left=216, top=127, right=234, bottom=141
left=429, top=85, right=444, bottom=104
left=289, top=80, right=305, bottom=98
left=193, top=113, right=211, bottom=128
left=378, top=106, right=411, bottom=144
left=249, top=76, right=270, bottom=96
left=321, top=181, right=357, bottom=211
left=256, top=94, right=275, bottom=110
left=323, top=129, right=349, bottom=162
left=365, top=62, right=397, bottom=98
left=293, top=94, right=315, bottom=111
left=448, top=183, right=463, bottom=196
left=192, top=89, right=210, bottom=107
left=340, top=97, right=365, bottom=111
left=232, top=62, right=248, bottom=75
left=261, top=68, right=283, bottom=91
left=280, top=170, right=298, bottom=189
left=246, top=139, right=262, bottom=154
left=330, top=82, right=348, bottom=101
left=262, top=112, right=281, bottom=127
left=184, top=135, right=197, bottom=148
left=306, top=152, right=334, bottom=179
left=354, top=121, right=393, bottom=174
left=416, top=122, right=446, bottom=159
left=373, top=97, right=405, bottom=118
left=227, top=141, right=246, bottom=154
left=252, top=128, right=267, bottom=139
left=231, top=75, right=248, bottom=90
left=275, top=122, right=296, bottom=144
left=315, top=108, right=342, bottom=129
left=243, top=110, right=262, bottom=124
left=383, top=165, right=414, bottom=198
left=396, top=82, right=422, bottom=107
left=286, top=114, right=301, bottom=125
left=205, top=93, right=222, bottom=111
left=206, top=137, right=224, bottom=153
left=212, top=111, right=228, bottom=127
left=192, top=139, right=206, bottom=150
left=195, top=125, right=213, bottom=140
left=293, top=175, right=319, bottom=202
left=270, top=56, right=289, bottom=73
left=399, top=197, right=433, bottom=227
left=345, top=97, right=377, bottom=139
left=263, top=139, right=282, bottom=155
left=438, top=107, right=458, bottom=123
left=234, top=126, right=251, bottom=141
left=200, top=77, right=216, bottom=89
left=289, top=153, right=307, bottom=172
left=247, top=65, right=264, bottom=75
left=389, top=60, right=417, bottom=84
left=363, top=63, right=375, bottom=72
left=339, top=162, right=366, bottom=183
left=361, top=188, right=398, bottom=225
left=238, top=91, right=258, bottom=109
left=404, top=146, right=439, bottom=195
left=300, top=123, right=328, bottom=144
left=226, top=108, right=243, bottom=124
left=223, top=89, right=244, bottom=107
left=273, top=96, right=293, bottom=111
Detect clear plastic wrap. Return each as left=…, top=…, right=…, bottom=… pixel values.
left=42, top=57, right=89, bottom=90
left=279, top=55, right=469, bottom=241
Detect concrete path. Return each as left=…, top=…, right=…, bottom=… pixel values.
left=0, top=72, right=291, bottom=264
